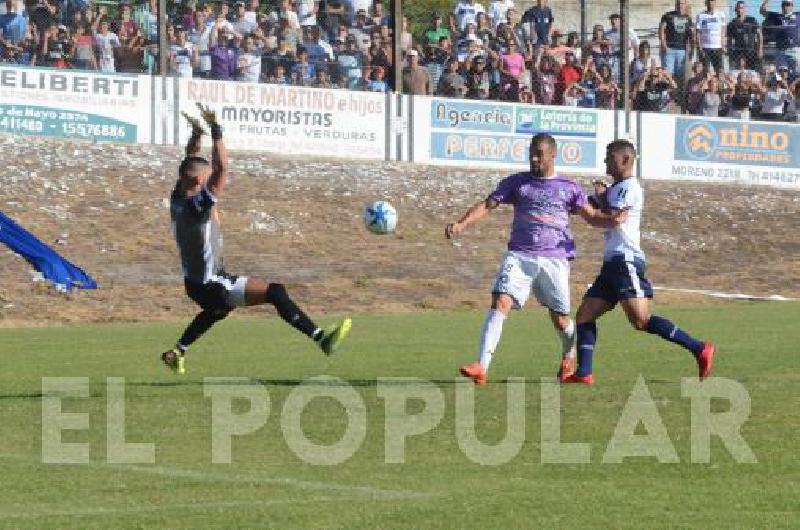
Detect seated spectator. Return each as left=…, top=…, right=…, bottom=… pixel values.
left=320, top=0, right=345, bottom=41
left=438, top=57, right=468, bottom=96
left=633, top=66, right=677, bottom=112
left=699, top=75, right=723, bottom=116
left=466, top=55, right=492, bottom=98
left=316, top=66, right=334, bottom=88
left=727, top=72, right=763, bottom=119
left=268, top=62, right=290, bottom=84
left=760, top=71, right=794, bottom=120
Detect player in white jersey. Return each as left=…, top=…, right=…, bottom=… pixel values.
left=564, top=140, right=716, bottom=384
left=160, top=105, right=351, bottom=374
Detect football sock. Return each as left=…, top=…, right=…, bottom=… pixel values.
left=478, top=309, right=506, bottom=370
left=557, top=319, right=576, bottom=358
left=575, top=322, right=597, bottom=377
left=265, top=283, right=321, bottom=340
left=646, top=315, right=704, bottom=356
left=178, top=308, right=229, bottom=351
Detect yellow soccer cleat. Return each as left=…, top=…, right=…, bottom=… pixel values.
left=319, top=318, right=352, bottom=356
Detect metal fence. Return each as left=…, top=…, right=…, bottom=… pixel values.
left=0, top=0, right=797, bottom=122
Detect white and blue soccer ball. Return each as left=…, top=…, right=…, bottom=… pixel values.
left=364, top=200, right=397, bottom=234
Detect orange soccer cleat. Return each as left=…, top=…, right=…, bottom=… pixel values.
left=459, top=362, right=488, bottom=385
left=557, top=356, right=576, bottom=383
left=697, top=342, right=716, bottom=381
left=561, top=373, right=595, bottom=385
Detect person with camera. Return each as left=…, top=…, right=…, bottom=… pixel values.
left=760, top=70, right=795, bottom=120
left=633, top=65, right=678, bottom=112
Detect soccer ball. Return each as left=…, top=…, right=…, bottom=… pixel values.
left=364, top=200, right=397, bottom=234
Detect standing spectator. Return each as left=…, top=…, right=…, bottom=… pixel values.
left=402, top=49, right=433, bottom=94
left=423, top=40, right=448, bottom=90
left=94, top=18, right=121, bottom=73
left=116, top=27, right=147, bottom=73
left=337, top=34, right=364, bottom=89
left=728, top=1, right=762, bottom=72
left=29, top=0, right=56, bottom=35
left=685, top=61, right=709, bottom=113
left=476, top=12, right=494, bottom=46
left=760, top=0, right=800, bottom=74
left=233, top=1, right=257, bottom=35
left=549, top=31, right=581, bottom=62
left=760, top=71, right=794, bottom=119
left=586, top=24, right=612, bottom=72
left=171, top=26, right=198, bottom=78
left=489, top=0, right=514, bottom=30
left=305, top=25, right=334, bottom=63
left=400, top=16, right=412, bottom=53
left=466, top=54, right=492, bottom=98
left=530, top=49, right=557, bottom=105
left=521, top=0, right=554, bottom=48
left=0, top=0, right=26, bottom=47
left=695, top=0, right=727, bottom=76
left=659, top=0, right=694, bottom=81
left=40, top=24, right=70, bottom=68
left=190, top=10, right=212, bottom=78
left=279, top=0, right=301, bottom=30
left=134, top=0, right=159, bottom=43
left=425, top=14, right=450, bottom=46
left=631, top=41, right=654, bottom=84
left=298, top=0, right=319, bottom=27
left=115, top=3, right=139, bottom=41
left=209, top=24, right=238, bottom=80
left=595, top=62, right=620, bottom=108
left=557, top=49, right=582, bottom=101
left=71, top=22, right=97, bottom=70
left=371, top=3, right=387, bottom=26
left=605, top=13, right=639, bottom=79
left=438, top=57, right=467, bottom=96
left=320, top=0, right=345, bottom=40
left=291, top=46, right=315, bottom=84
left=451, top=0, right=486, bottom=34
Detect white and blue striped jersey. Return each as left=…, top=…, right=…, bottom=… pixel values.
left=603, top=177, right=645, bottom=262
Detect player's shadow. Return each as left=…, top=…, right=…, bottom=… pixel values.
left=131, top=378, right=547, bottom=389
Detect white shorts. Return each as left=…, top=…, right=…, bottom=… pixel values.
left=210, top=273, right=248, bottom=308
left=491, top=252, right=571, bottom=314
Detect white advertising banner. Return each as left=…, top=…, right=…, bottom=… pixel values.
left=0, top=66, right=152, bottom=143
left=640, top=113, right=800, bottom=188
left=178, top=78, right=387, bottom=159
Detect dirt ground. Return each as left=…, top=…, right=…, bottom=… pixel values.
left=1, top=136, right=798, bottom=326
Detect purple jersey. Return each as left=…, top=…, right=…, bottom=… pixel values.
left=489, top=172, right=588, bottom=259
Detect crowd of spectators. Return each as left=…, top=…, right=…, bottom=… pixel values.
left=0, top=0, right=799, bottom=120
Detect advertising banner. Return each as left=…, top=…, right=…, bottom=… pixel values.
left=642, top=113, right=800, bottom=188
left=178, top=79, right=386, bottom=159
left=0, top=66, right=151, bottom=143
left=424, top=98, right=600, bottom=171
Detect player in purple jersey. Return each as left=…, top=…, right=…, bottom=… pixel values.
left=446, top=133, right=628, bottom=385
left=160, top=105, right=351, bottom=374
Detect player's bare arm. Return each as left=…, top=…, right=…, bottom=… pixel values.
left=577, top=203, right=629, bottom=228
left=198, top=103, right=228, bottom=197
left=445, top=198, right=500, bottom=238
left=181, top=111, right=206, bottom=157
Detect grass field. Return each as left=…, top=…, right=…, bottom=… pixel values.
left=1, top=303, right=798, bottom=529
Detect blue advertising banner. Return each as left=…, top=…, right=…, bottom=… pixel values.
left=429, top=99, right=598, bottom=169
left=674, top=118, right=800, bottom=168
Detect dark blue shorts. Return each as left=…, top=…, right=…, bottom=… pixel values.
left=584, top=255, right=654, bottom=304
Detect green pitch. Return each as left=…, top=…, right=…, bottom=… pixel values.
left=1, top=303, right=798, bottom=528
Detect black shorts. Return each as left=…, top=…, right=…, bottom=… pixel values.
left=184, top=271, right=247, bottom=311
